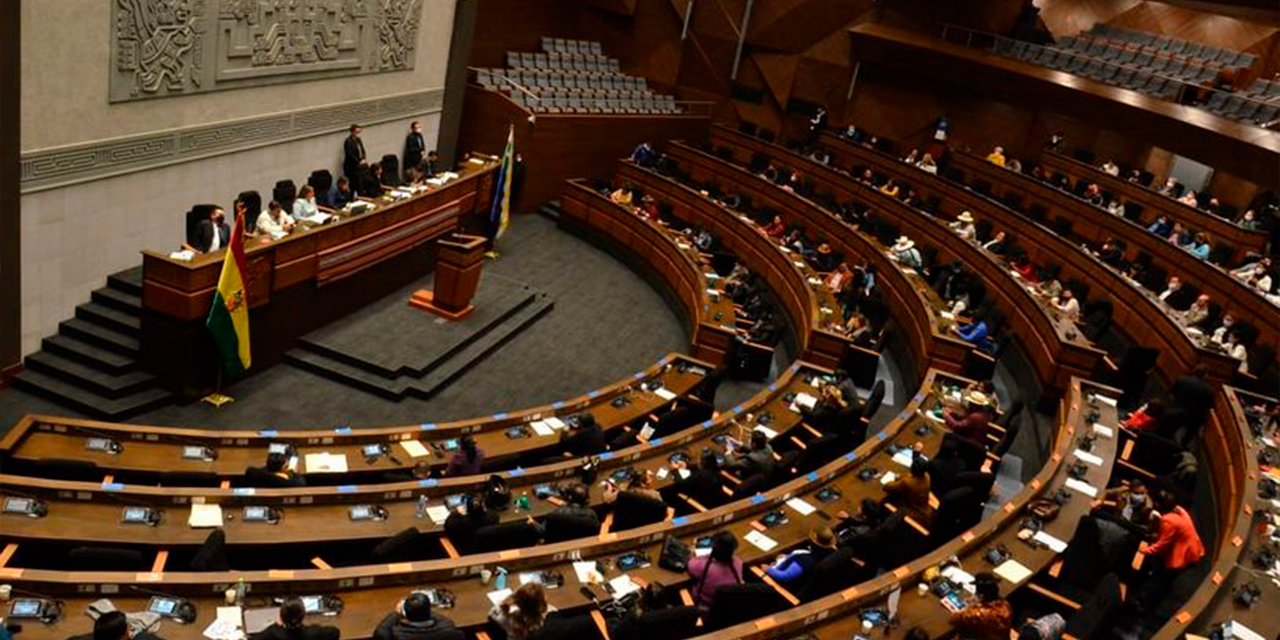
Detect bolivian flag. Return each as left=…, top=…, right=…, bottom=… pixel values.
left=207, top=212, right=251, bottom=377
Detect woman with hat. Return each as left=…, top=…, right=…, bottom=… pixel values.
left=949, top=211, right=977, bottom=242
left=945, top=390, right=994, bottom=444
left=889, top=236, right=922, bottom=270
left=763, top=527, right=839, bottom=590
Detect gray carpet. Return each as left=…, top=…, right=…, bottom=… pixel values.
left=0, top=215, right=695, bottom=431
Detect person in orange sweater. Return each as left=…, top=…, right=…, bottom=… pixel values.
left=1135, top=490, right=1205, bottom=612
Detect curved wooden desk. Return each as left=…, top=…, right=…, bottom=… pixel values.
left=141, top=163, right=499, bottom=398
left=6, top=369, right=960, bottom=639
left=696, top=130, right=1105, bottom=395
left=0, top=364, right=825, bottom=552
left=665, top=139, right=971, bottom=381
left=0, top=355, right=708, bottom=485
left=666, top=377, right=1121, bottom=640
left=614, top=162, right=861, bottom=372
left=820, top=131, right=1242, bottom=387
left=557, top=180, right=736, bottom=364
left=1038, top=151, right=1268, bottom=262
left=949, top=150, right=1278, bottom=357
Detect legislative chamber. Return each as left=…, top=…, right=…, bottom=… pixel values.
left=0, top=1, right=1277, bottom=640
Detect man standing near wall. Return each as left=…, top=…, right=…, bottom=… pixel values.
left=343, top=124, right=367, bottom=180
left=403, top=121, right=427, bottom=179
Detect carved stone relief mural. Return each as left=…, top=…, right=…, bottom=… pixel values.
left=111, top=0, right=423, bottom=102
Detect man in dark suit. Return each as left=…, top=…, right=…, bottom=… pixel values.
left=71, top=611, right=164, bottom=640
left=1169, top=365, right=1214, bottom=430
left=343, top=123, right=367, bottom=180
left=403, top=121, right=427, bottom=179
left=185, top=205, right=230, bottom=254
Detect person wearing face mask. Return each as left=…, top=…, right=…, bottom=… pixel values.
left=186, top=205, right=231, bottom=253
left=1094, top=479, right=1155, bottom=532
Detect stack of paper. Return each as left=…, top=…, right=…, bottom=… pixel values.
left=891, top=448, right=916, bottom=468
left=202, top=606, right=245, bottom=640
left=654, top=388, right=677, bottom=401
left=530, top=421, right=555, bottom=436
left=786, top=497, right=816, bottom=516
left=399, top=440, right=429, bottom=458
left=243, top=608, right=278, bottom=635
left=168, top=250, right=196, bottom=262
left=744, top=530, right=778, bottom=552
left=189, top=504, right=224, bottom=528
left=1074, top=449, right=1103, bottom=466
left=425, top=505, right=450, bottom=524
left=608, top=575, right=643, bottom=599
left=676, top=468, right=692, bottom=480
left=486, top=589, right=513, bottom=606
left=1064, top=478, right=1098, bottom=498
left=753, top=425, right=778, bottom=439
left=573, top=561, right=602, bottom=585
left=993, top=559, right=1032, bottom=584
left=545, top=417, right=567, bottom=431
left=305, top=452, right=349, bottom=473
left=792, top=393, right=818, bottom=411
left=880, top=471, right=899, bottom=485
left=1033, top=531, right=1068, bottom=553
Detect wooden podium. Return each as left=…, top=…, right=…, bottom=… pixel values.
left=409, top=233, right=488, bottom=320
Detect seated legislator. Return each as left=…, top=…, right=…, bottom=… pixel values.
left=949, top=211, right=977, bottom=241
left=882, top=453, right=933, bottom=525
left=373, top=590, right=462, bottom=640
left=359, top=163, right=386, bottom=198
left=256, top=201, right=296, bottom=239
left=445, top=436, right=484, bottom=477
left=292, top=185, right=321, bottom=222
left=250, top=596, right=339, bottom=640
left=539, top=483, right=600, bottom=530
left=889, top=236, right=923, bottom=271
left=489, top=583, right=551, bottom=640
left=985, top=146, right=1007, bottom=167
left=559, top=413, right=607, bottom=457
left=247, top=452, right=305, bottom=487
left=444, top=493, right=497, bottom=555
left=687, top=531, right=745, bottom=611
left=981, top=230, right=1007, bottom=255
left=764, top=526, right=839, bottom=591
left=186, top=205, right=231, bottom=254
left=825, top=262, right=854, bottom=295
left=953, top=318, right=990, bottom=348
left=71, top=610, right=164, bottom=640
left=1180, top=294, right=1211, bottom=328
left=609, top=185, right=634, bottom=207
left=662, top=449, right=727, bottom=508
left=761, top=215, right=786, bottom=238
left=917, top=153, right=938, bottom=174
left=329, top=176, right=355, bottom=209
left=1231, top=256, right=1273, bottom=291
left=949, top=573, right=1013, bottom=640
left=945, top=391, right=995, bottom=444
left=728, top=430, right=776, bottom=480
left=1237, top=209, right=1262, bottom=231
left=1051, top=289, right=1081, bottom=321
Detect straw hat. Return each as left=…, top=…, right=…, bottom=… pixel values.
left=809, top=527, right=838, bottom=550
left=957, top=211, right=974, bottom=223
left=966, top=390, right=991, bottom=406
left=893, top=236, right=915, bottom=252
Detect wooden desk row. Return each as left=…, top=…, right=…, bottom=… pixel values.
left=140, top=162, right=500, bottom=398
left=0, top=364, right=827, bottom=551
left=654, top=377, right=1120, bottom=640
left=7, top=369, right=958, bottom=639
left=613, top=161, right=862, bottom=372
left=949, top=150, right=1278, bottom=354
left=1038, top=150, right=1268, bottom=261
left=818, top=130, right=1243, bottom=387
left=697, top=129, right=1105, bottom=395
left=0, top=354, right=708, bottom=485
left=557, top=180, right=737, bottom=365
left=664, top=139, right=971, bottom=381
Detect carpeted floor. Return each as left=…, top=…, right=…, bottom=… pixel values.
left=0, top=215, right=701, bottom=431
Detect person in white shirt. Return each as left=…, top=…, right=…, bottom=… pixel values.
left=1052, top=289, right=1080, bottom=320
left=982, top=230, right=1007, bottom=254
left=917, top=153, right=937, bottom=174
left=1231, top=257, right=1273, bottom=292
left=1159, top=276, right=1181, bottom=302
left=292, top=185, right=320, bottom=221
left=1221, top=329, right=1248, bottom=373
left=1100, top=159, right=1120, bottom=176
left=1107, top=199, right=1124, bottom=216
left=256, top=200, right=295, bottom=238
left=949, top=211, right=977, bottom=241
left=1211, top=314, right=1236, bottom=345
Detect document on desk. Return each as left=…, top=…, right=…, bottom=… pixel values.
left=573, top=561, right=602, bottom=585
left=891, top=448, right=916, bottom=468
left=425, top=505, right=451, bottom=524
left=1074, top=449, right=1104, bottom=467
left=530, top=421, right=555, bottom=437
left=399, top=440, right=429, bottom=458
left=792, top=392, right=818, bottom=411
left=242, top=608, right=277, bottom=635
left=1064, top=478, right=1098, bottom=498
left=1224, top=621, right=1266, bottom=640
left=1092, top=423, right=1114, bottom=438
left=1033, top=531, right=1068, bottom=553
left=653, top=387, right=677, bottom=401
left=744, top=530, right=778, bottom=552
left=880, top=471, right=899, bottom=485
left=305, top=452, right=349, bottom=473
left=993, top=559, right=1032, bottom=584
left=1093, top=395, right=1118, bottom=407
left=486, top=588, right=513, bottom=606
left=189, top=504, right=224, bottom=528
left=786, top=497, right=816, bottom=516
left=545, top=417, right=567, bottom=431
left=202, top=606, right=244, bottom=640
left=609, top=575, right=643, bottom=599
left=753, top=425, right=778, bottom=440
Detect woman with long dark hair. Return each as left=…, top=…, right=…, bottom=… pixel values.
left=445, top=436, right=484, bottom=477
left=489, top=582, right=549, bottom=640
left=250, top=596, right=339, bottom=639
left=686, top=531, right=743, bottom=610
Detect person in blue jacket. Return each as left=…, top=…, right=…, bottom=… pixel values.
left=954, top=319, right=989, bottom=345
left=764, top=527, right=839, bottom=590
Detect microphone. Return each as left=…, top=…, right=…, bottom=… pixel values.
left=125, top=585, right=198, bottom=624
left=97, top=491, right=164, bottom=527
left=76, top=427, right=124, bottom=454
left=1, top=489, right=50, bottom=517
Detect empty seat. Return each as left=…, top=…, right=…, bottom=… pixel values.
left=1183, top=42, right=1203, bottom=57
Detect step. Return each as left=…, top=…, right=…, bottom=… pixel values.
left=107, top=266, right=143, bottom=296
left=12, top=369, right=172, bottom=420
left=91, top=286, right=142, bottom=314
left=537, top=200, right=562, bottom=220
left=409, top=294, right=555, bottom=398
left=42, top=335, right=138, bottom=375
left=23, top=351, right=157, bottom=399
left=59, top=318, right=139, bottom=356
left=284, top=349, right=408, bottom=400
left=75, top=301, right=141, bottom=336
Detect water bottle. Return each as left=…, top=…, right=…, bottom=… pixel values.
left=415, top=494, right=429, bottom=519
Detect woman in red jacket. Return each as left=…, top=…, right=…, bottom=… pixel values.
left=1135, top=490, right=1205, bottom=612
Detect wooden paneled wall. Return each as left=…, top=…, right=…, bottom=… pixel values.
left=469, top=0, right=1277, bottom=198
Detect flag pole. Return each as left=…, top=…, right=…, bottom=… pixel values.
left=202, top=364, right=234, bottom=408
